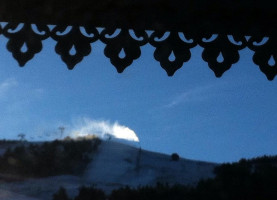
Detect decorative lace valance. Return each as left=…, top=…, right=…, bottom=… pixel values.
left=0, top=0, right=277, bottom=80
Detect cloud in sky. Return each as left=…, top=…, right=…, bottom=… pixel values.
left=69, top=118, right=139, bottom=142
left=0, top=78, right=18, bottom=98
left=0, top=78, right=46, bottom=139
left=164, top=85, right=215, bottom=108
left=0, top=77, right=44, bottom=113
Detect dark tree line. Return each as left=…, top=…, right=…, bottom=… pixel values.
left=196, top=156, right=277, bottom=200
left=0, top=138, right=101, bottom=177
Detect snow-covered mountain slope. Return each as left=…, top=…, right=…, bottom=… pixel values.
left=0, top=140, right=217, bottom=199
left=84, top=140, right=217, bottom=191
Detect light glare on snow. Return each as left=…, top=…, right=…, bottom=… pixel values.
left=70, top=118, right=139, bottom=142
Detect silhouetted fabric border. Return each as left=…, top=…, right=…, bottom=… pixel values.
left=0, top=0, right=277, bottom=80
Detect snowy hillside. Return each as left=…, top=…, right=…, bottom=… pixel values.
left=84, top=140, right=217, bottom=192
left=0, top=140, right=217, bottom=199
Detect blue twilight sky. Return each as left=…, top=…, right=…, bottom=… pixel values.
left=0, top=29, right=277, bottom=163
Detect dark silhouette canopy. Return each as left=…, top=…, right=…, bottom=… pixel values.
left=0, top=0, right=277, bottom=79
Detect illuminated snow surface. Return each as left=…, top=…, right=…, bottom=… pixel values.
left=0, top=140, right=217, bottom=200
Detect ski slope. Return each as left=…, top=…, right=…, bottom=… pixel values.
left=84, top=140, right=216, bottom=191
left=0, top=140, right=217, bottom=199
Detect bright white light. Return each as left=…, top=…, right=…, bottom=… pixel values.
left=112, top=122, right=139, bottom=142
left=70, top=118, right=139, bottom=142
